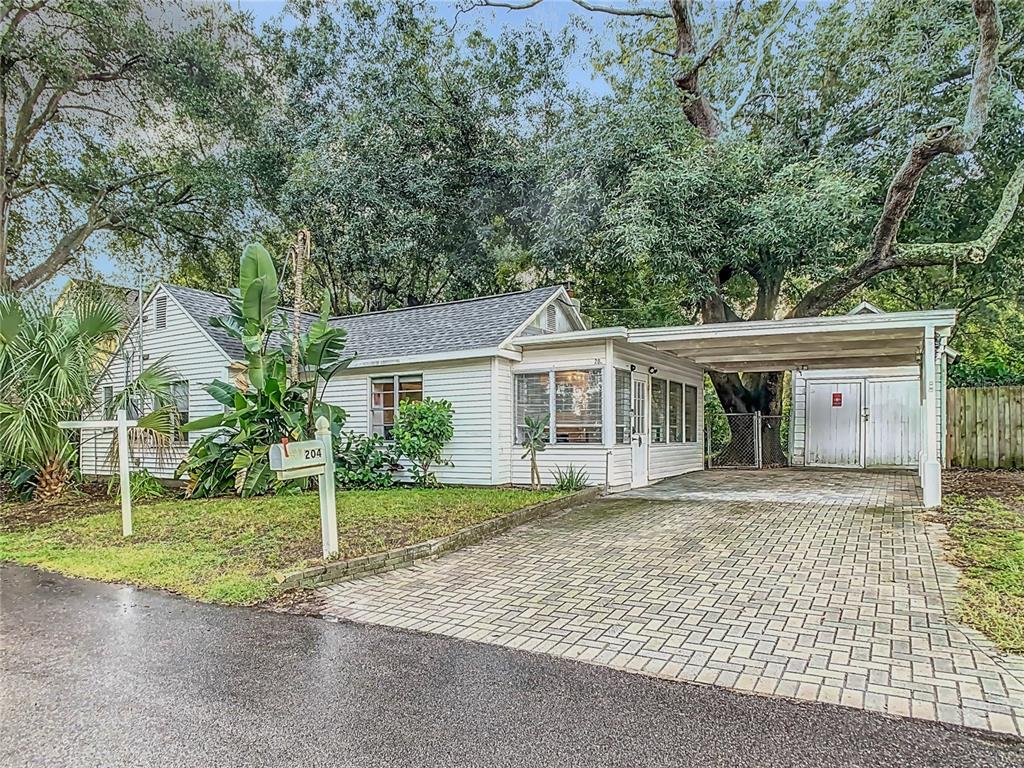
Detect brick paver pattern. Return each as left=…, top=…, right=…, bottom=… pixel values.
left=321, top=470, right=1024, bottom=736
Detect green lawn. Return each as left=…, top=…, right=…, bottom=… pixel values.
left=941, top=493, right=1024, bottom=654
left=0, top=488, right=560, bottom=605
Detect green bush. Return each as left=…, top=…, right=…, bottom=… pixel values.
left=551, top=464, right=589, bottom=492
left=107, top=469, right=165, bottom=501
left=335, top=432, right=398, bottom=489
left=392, top=399, right=454, bottom=487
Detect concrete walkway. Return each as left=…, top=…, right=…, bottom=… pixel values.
left=321, top=470, right=1024, bottom=736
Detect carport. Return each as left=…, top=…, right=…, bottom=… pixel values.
left=628, top=309, right=958, bottom=508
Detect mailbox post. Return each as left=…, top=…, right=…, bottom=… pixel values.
left=269, top=416, right=338, bottom=558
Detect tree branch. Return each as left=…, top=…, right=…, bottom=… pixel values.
left=720, top=0, right=798, bottom=130
left=473, top=0, right=669, bottom=17
left=792, top=159, right=1024, bottom=318
left=790, top=0, right=1009, bottom=318
left=670, top=0, right=725, bottom=138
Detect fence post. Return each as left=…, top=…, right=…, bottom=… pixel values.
left=754, top=411, right=763, bottom=469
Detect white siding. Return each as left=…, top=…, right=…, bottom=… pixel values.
left=81, top=286, right=230, bottom=480
left=791, top=364, right=945, bottom=468
left=324, top=358, right=496, bottom=485
left=611, top=341, right=705, bottom=482
left=506, top=340, right=704, bottom=490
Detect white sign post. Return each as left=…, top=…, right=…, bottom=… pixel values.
left=58, top=408, right=137, bottom=537
left=269, top=416, right=338, bottom=558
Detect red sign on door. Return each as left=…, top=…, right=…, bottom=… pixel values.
left=832, top=392, right=843, bottom=407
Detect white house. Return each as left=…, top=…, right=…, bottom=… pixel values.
left=82, top=283, right=956, bottom=507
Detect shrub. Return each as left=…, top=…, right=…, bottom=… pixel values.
left=392, top=398, right=454, bottom=487
left=107, top=469, right=165, bottom=501
left=551, top=464, right=589, bottom=492
left=335, top=432, right=398, bottom=489
left=519, top=413, right=548, bottom=490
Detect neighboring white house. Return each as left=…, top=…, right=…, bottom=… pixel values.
left=82, top=283, right=956, bottom=506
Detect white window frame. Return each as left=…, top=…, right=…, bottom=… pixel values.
left=684, top=383, right=699, bottom=443
left=614, top=368, right=631, bottom=444
left=370, top=374, right=423, bottom=440
left=514, top=366, right=603, bottom=446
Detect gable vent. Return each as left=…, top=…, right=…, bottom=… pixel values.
left=155, top=295, right=167, bottom=330
left=545, top=304, right=557, bottom=332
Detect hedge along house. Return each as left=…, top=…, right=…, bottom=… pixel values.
left=81, top=283, right=956, bottom=506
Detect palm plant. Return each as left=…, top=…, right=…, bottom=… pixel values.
left=0, top=292, right=174, bottom=500
left=519, top=413, right=549, bottom=491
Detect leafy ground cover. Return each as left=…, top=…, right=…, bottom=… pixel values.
left=940, top=470, right=1024, bottom=654
left=0, top=488, right=560, bottom=605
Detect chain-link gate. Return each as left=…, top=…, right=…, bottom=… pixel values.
left=705, top=412, right=790, bottom=469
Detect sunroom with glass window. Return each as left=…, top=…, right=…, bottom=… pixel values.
left=502, top=330, right=705, bottom=491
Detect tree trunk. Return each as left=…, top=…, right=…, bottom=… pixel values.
left=33, top=457, right=70, bottom=501
left=707, top=370, right=787, bottom=467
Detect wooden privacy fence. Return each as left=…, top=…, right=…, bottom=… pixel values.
left=946, top=386, right=1024, bottom=469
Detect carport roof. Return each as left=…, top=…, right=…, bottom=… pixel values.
left=514, top=309, right=958, bottom=372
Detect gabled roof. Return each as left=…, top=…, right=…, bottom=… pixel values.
left=161, top=283, right=572, bottom=364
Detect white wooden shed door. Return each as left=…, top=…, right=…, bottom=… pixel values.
left=866, top=378, right=921, bottom=466
left=806, top=381, right=863, bottom=467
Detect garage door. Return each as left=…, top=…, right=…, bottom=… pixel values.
left=866, top=378, right=921, bottom=466
left=806, top=381, right=862, bottom=467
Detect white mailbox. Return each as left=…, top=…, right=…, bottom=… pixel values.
left=270, top=439, right=326, bottom=479
left=268, top=417, right=339, bottom=558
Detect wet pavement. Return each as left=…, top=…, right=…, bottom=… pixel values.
left=2, top=565, right=1022, bottom=768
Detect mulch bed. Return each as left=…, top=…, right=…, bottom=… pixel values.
left=0, top=482, right=177, bottom=532
left=943, top=468, right=1024, bottom=507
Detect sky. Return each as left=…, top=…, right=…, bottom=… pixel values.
left=70, top=0, right=620, bottom=294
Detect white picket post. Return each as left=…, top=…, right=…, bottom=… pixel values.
left=315, top=416, right=339, bottom=558
left=116, top=408, right=133, bottom=536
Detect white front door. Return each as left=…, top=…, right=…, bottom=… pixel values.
left=866, top=378, right=921, bottom=466
left=806, top=380, right=863, bottom=467
left=631, top=373, right=650, bottom=487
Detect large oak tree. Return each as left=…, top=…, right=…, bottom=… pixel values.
left=473, top=0, right=1024, bottom=438
left=0, top=0, right=261, bottom=293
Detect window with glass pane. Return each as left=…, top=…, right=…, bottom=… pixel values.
left=554, top=369, right=602, bottom=443
left=102, top=386, right=114, bottom=420
left=515, top=372, right=550, bottom=443
left=151, top=381, right=189, bottom=442
left=615, top=369, right=631, bottom=443
left=651, top=379, right=667, bottom=443
left=371, top=375, right=423, bottom=439
left=685, top=384, right=698, bottom=442
left=668, top=381, right=683, bottom=442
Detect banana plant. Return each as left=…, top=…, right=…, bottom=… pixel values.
left=178, top=242, right=352, bottom=497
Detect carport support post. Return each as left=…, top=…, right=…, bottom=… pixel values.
left=921, top=327, right=942, bottom=509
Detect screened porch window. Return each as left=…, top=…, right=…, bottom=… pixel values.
left=515, top=369, right=603, bottom=444
left=668, top=381, right=684, bottom=442
left=684, top=383, right=698, bottom=442
left=371, top=375, right=423, bottom=439
left=514, top=372, right=550, bottom=443
left=555, top=369, right=602, bottom=443
left=615, top=369, right=631, bottom=443
left=651, top=378, right=668, bottom=443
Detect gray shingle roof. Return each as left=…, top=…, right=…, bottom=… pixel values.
left=162, top=283, right=566, bottom=364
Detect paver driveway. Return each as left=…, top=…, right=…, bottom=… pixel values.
left=321, top=469, right=1024, bottom=736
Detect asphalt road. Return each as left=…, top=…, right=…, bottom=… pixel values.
left=2, top=565, right=1021, bottom=768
